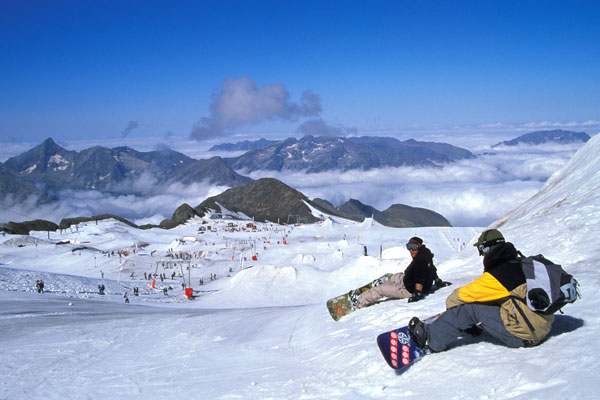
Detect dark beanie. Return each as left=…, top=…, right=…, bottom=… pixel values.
left=409, top=236, right=423, bottom=245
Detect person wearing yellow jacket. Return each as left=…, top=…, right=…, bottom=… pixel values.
left=409, top=229, right=554, bottom=352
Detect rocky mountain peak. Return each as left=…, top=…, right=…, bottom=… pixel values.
left=196, top=178, right=318, bottom=224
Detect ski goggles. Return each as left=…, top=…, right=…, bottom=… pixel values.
left=476, top=238, right=505, bottom=255
left=477, top=243, right=488, bottom=256
left=406, top=241, right=420, bottom=251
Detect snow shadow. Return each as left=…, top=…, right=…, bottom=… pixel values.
left=547, top=314, right=585, bottom=338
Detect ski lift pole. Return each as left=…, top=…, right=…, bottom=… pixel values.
left=180, top=263, right=186, bottom=287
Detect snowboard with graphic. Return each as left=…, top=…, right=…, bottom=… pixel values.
left=377, top=314, right=440, bottom=371
left=326, top=273, right=393, bottom=321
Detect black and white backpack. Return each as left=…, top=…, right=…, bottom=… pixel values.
left=518, top=253, right=580, bottom=315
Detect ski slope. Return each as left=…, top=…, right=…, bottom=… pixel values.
left=1, top=135, right=599, bottom=399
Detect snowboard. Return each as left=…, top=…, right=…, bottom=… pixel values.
left=326, top=273, right=393, bottom=321
left=377, top=314, right=440, bottom=371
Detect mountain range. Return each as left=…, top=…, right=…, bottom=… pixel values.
left=311, top=198, right=451, bottom=228
left=1, top=138, right=250, bottom=200
left=4, top=131, right=585, bottom=201
left=492, top=129, right=590, bottom=147
left=0, top=135, right=475, bottom=202
left=209, top=138, right=279, bottom=152
left=0, top=130, right=588, bottom=228
left=222, top=135, right=475, bottom=172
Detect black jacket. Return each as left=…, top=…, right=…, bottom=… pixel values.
left=483, top=242, right=525, bottom=290
left=403, top=245, right=437, bottom=294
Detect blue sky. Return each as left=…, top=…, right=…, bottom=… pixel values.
left=1, top=0, right=599, bottom=143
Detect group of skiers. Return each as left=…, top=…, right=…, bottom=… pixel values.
left=143, top=272, right=176, bottom=281
left=356, top=229, right=558, bottom=352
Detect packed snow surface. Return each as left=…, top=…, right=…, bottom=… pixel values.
left=2, top=135, right=600, bottom=399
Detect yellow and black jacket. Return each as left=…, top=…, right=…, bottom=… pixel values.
left=446, top=243, right=554, bottom=341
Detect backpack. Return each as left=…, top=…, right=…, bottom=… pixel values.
left=519, top=253, right=580, bottom=315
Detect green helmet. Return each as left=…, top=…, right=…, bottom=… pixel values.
left=474, top=229, right=505, bottom=255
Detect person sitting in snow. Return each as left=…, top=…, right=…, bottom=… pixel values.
left=408, top=229, right=554, bottom=352
left=357, top=237, right=451, bottom=308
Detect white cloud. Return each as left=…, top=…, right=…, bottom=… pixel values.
left=0, top=178, right=229, bottom=226
left=479, top=122, right=513, bottom=129
left=190, top=77, right=321, bottom=141
left=521, top=120, right=600, bottom=130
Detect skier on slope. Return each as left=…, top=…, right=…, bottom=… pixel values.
left=357, top=237, right=451, bottom=308
left=409, top=229, right=554, bottom=352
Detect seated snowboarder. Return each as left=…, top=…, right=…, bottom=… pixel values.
left=409, top=229, right=554, bottom=352
left=357, top=237, right=451, bottom=308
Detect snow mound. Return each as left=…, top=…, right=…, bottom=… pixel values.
left=359, top=217, right=374, bottom=228
left=320, top=218, right=334, bottom=229
left=1, top=236, right=50, bottom=248
left=381, top=245, right=411, bottom=260
left=199, top=264, right=329, bottom=307
left=292, top=253, right=316, bottom=264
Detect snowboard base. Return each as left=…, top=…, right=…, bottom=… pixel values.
left=377, top=314, right=440, bottom=371
left=377, top=326, right=427, bottom=371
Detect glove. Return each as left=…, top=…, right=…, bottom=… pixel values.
left=408, top=291, right=424, bottom=303
left=436, top=280, right=452, bottom=288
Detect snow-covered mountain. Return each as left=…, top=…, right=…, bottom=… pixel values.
left=224, top=135, right=475, bottom=172
left=0, top=138, right=250, bottom=196
left=1, top=135, right=599, bottom=399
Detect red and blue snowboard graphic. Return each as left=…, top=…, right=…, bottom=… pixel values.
left=377, top=314, right=440, bottom=371
left=377, top=326, right=426, bottom=370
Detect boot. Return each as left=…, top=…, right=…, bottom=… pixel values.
left=408, top=317, right=429, bottom=350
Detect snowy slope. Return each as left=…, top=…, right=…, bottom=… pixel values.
left=1, top=135, right=599, bottom=399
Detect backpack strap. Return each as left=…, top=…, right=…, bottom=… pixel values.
left=510, top=297, right=540, bottom=342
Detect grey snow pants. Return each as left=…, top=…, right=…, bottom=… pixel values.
left=426, top=303, right=526, bottom=352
